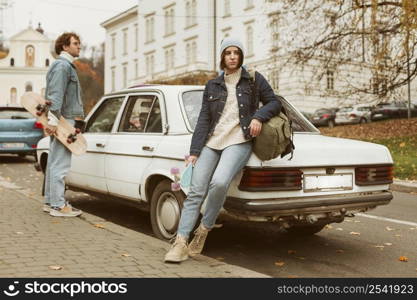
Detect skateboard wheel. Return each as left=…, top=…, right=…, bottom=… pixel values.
left=45, top=100, right=52, bottom=105
left=36, top=111, right=42, bottom=116
left=171, top=182, right=180, bottom=191
left=75, top=128, right=81, bottom=134
left=67, top=138, right=72, bottom=144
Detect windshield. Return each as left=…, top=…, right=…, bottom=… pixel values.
left=0, top=109, right=33, bottom=119
left=181, top=91, right=318, bottom=133
left=338, top=107, right=353, bottom=113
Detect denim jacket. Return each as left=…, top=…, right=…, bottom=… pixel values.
left=190, top=67, right=281, bottom=156
left=45, top=57, right=84, bottom=119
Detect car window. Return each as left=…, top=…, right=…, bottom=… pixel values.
left=314, top=109, right=330, bottom=115
left=0, top=109, right=33, bottom=119
left=182, top=90, right=203, bottom=130
left=85, top=96, right=124, bottom=133
left=339, top=107, right=353, bottom=112
left=118, top=95, right=161, bottom=133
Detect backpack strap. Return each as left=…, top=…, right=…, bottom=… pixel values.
left=248, top=70, right=258, bottom=110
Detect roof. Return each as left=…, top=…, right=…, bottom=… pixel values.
left=100, top=5, right=138, bottom=28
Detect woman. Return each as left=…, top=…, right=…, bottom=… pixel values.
left=164, top=37, right=281, bottom=263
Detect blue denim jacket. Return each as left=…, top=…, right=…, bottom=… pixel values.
left=45, top=57, right=84, bottom=119
left=190, top=68, right=281, bottom=156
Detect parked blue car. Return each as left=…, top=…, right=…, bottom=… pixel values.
left=0, top=106, right=44, bottom=159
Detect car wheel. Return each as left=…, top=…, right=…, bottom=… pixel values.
left=150, top=180, right=185, bottom=241
left=359, top=118, right=366, bottom=124
left=327, top=120, right=335, bottom=128
left=285, top=224, right=326, bottom=236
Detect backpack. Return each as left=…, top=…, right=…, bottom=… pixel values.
left=248, top=70, right=295, bottom=161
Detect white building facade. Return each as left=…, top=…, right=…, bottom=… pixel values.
left=0, top=26, right=55, bottom=106
left=101, top=6, right=139, bottom=93
left=101, top=0, right=416, bottom=111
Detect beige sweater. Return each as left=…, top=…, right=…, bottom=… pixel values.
left=206, top=68, right=248, bottom=150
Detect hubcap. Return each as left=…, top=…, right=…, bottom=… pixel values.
left=157, top=192, right=181, bottom=238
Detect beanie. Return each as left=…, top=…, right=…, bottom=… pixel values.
left=219, top=37, right=245, bottom=57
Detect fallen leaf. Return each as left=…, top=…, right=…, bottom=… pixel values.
left=384, top=243, right=393, bottom=246
left=345, top=219, right=352, bottom=222
left=354, top=220, right=361, bottom=223
left=16, top=232, right=24, bottom=235
left=94, top=224, right=105, bottom=229
left=374, top=245, right=385, bottom=250
left=295, top=256, right=306, bottom=260
left=336, top=249, right=344, bottom=253
left=399, top=256, right=408, bottom=262
left=49, top=265, right=63, bottom=270
left=121, top=253, right=131, bottom=257
left=325, top=225, right=333, bottom=229
left=386, top=226, right=395, bottom=231
left=288, top=250, right=297, bottom=255
left=216, top=257, right=224, bottom=261
left=409, top=228, right=415, bottom=230
left=350, top=232, right=361, bottom=235
left=395, top=234, right=402, bottom=237
left=287, top=275, right=299, bottom=278
left=275, top=261, right=285, bottom=267
left=51, top=220, right=60, bottom=224
left=399, top=142, right=406, bottom=147
left=336, top=228, right=344, bottom=231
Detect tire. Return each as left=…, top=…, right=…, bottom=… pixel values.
left=285, top=224, right=325, bottom=236
left=150, top=180, right=186, bottom=241
left=359, top=118, right=366, bottom=124
left=327, top=120, right=335, bottom=128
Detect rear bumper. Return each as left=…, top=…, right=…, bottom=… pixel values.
left=224, top=191, right=392, bottom=216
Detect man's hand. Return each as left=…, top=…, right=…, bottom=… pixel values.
left=249, top=119, right=262, bottom=137
left=186, top=155, right=198, bottom=167
left=45, top=125, right=57, bottom=136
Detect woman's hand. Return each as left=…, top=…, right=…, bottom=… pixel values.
left=186, top=155, right=198, bottom=167
left=249, top=119, right=262, bottom=137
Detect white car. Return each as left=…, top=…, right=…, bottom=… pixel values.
left=335, top=104, right=373, bottom=124
left=36, top=85, right=394, bottom=240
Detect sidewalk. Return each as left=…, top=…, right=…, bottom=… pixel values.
left=0, top=184, right=268, bottom=278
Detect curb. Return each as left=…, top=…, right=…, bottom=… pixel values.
left=391, top=180, right=417, bottom=194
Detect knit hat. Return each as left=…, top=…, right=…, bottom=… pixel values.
left=220, top=37, right=245, bottom=57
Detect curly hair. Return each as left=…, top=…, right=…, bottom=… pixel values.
left=54, top=32, right=80, bottom=55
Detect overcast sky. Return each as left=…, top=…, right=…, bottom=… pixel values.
left=2, top=0, right=137, bottom=47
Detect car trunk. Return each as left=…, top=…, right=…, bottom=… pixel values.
left=0, top=119, right=37, bottom=133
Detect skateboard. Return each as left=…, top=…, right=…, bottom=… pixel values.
left=170, top=155, right=193, bottom=191
left=21, top=92, right=87, bottom=155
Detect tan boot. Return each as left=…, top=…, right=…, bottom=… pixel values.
left=188, top=224, right=210, bottom=256
left=164, top=235, right=189, bottom=263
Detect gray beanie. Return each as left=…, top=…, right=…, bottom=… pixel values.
left=220, top=37, right=245, bottom=57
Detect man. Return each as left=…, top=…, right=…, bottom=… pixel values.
left=43, top=32, right=85, bottom=217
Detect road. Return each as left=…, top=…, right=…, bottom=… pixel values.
left=1, top=154, right=416, bottom=277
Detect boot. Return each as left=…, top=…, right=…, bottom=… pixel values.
left=188, top=223, right=210, bottom=256
left=164, top=235, right=189, bottom=263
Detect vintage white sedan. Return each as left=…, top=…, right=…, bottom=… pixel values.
left=36, top=85, right=394, bottom=240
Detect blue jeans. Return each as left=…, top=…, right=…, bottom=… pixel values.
left=177, top=142, right=252, bottom=239
left=44, top=120, right=74, bottom=208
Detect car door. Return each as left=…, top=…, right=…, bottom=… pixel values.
left=105, top=92, right=165, bottom=200
left=67, top=96, right=125, bottom=193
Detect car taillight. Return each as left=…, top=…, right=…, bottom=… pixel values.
left=239, top=168, right=303, bottom=191
left=34, top=122, right=43, bottom=129
left=31, top=144, right=37, bottom=149
left=355, top=165, right=393, bottom=186
left=322, top=114, right=330, bottom=118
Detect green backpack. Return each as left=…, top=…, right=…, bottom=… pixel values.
left=248, top=71, right=295, bottom=161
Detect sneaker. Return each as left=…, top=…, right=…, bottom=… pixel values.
left=49, top=204, right=82, bottom=217
left=188, top=223, right=210, bottom=256
left=164, top=235, right=189, bottom=263
left=42, top=204, right=51, bottom=213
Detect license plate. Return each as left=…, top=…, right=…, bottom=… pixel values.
left=374, top=113, right=382, bottom=117
left=303, top=173, right=353, bottom=192
left=0, top=143, right=25, bottom=149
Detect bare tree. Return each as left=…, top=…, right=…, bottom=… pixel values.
left=278, top=0, right=417, bottom=101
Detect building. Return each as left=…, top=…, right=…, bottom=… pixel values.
left=101, top=1, right=416, bottom=112
left=101, top=6, right=139, bottom=93
left=0, top=24, right=55, bottom=106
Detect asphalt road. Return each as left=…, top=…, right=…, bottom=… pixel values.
left=1, top=154, right=416, bottom=278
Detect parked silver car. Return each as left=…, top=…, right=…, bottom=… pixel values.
left=335, top=104, right=373, bottom=125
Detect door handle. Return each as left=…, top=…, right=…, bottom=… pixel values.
left=96, top=143, right=105, bottom=148
left=142, top=146, right=154, bottom=152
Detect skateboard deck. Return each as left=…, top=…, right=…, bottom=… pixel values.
left=21, top=92, right=87, bottom=155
